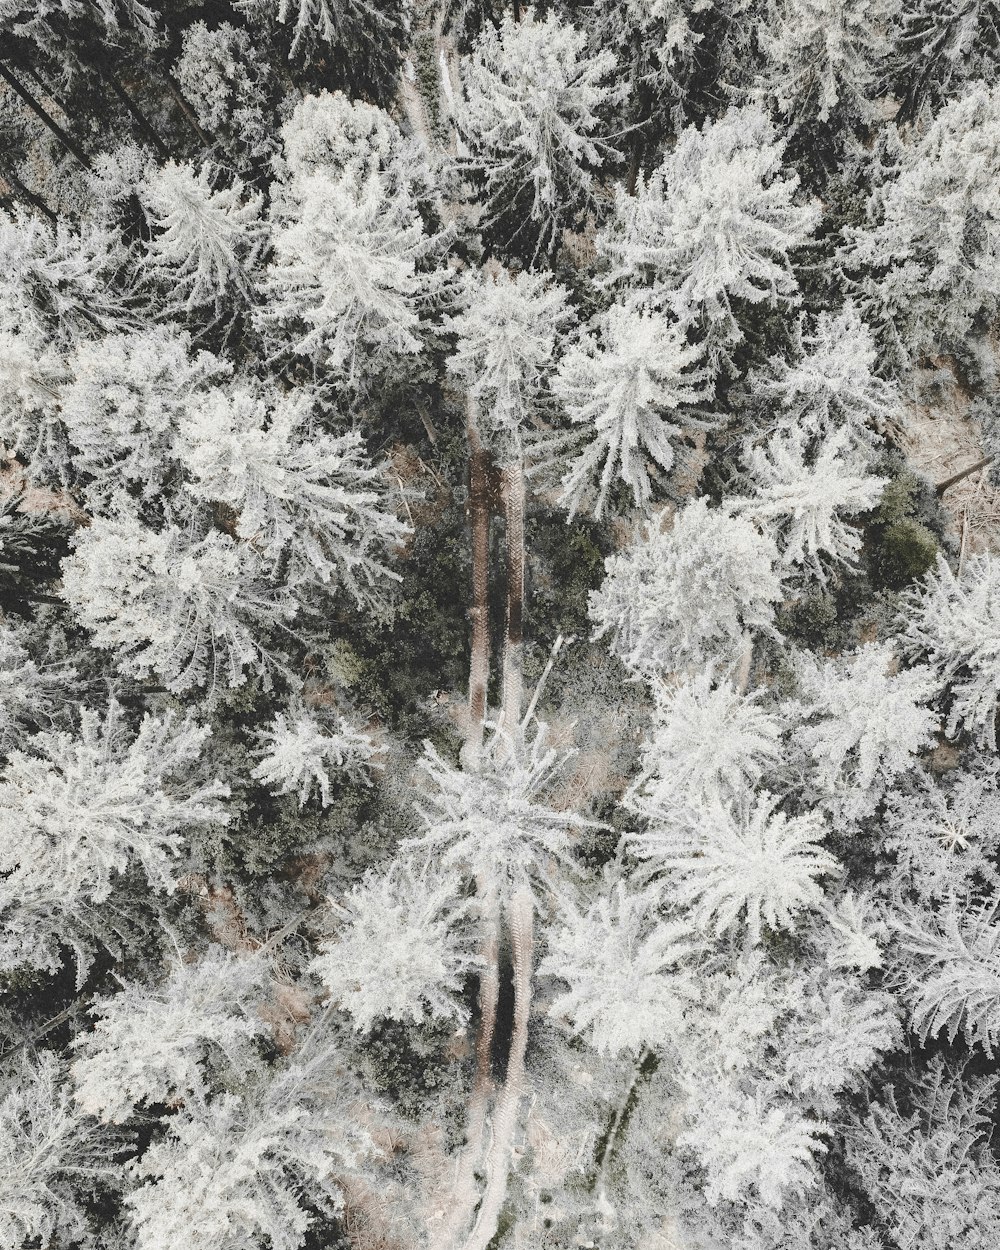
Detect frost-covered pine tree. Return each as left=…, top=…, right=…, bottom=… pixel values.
left=846, top=1058, right=1000, bottom=1250
left=843, top=82, right=1000, bottom=359
left=0, top=619, right=77, bottom=755
left=0, top=1053, right=116, bottom=1250
left=752, top=301, right=901, bottom=443
left=0, top=701, right=227, bottom=976
left=140, top=161, right=264, bottom=313
left=627, top=670, right=784, bottom=809
left=892, top=899, right=1000, bottom=1055
left=177, top=383, right=409, bottom=603
left=590, top=498, right=785, bottom=677
left=251, top=705, right=375, bottom=806
left=72, top=951, right=267, bottom=1123
left=597, top=105, right=819, bottom=362
left=790, top=642, right=938, bottom=819
left=238, top=0, right=408, bottom=99
left=631, top=791, right=839, bottom=945
left=737, top=423, right=887, bottom=582
left=458, top=8, right=619, bottom=261
left=541, top=880, right=699, bottom=1056
left=447, top=266, right=570, bottom=456
left=259, top=93, right=445, bottom=382
left=552, top=303, right=711, bottom=518
left=311, top=857, right=475, bottom=1032
left=881, top=762, right=1000, bottom=903
left=756, top=0, right=897, bottom=129
left=60, top=514, right=295, bottom=693
left=172, top=22, right=275, bottom=165
left=893, top=0, right=1000, bottom=115
left=407, top=723, right=595, bottom=1250
left=587, top=0, right=713, bottom=133
left=0, top=209, right=136, bottom=346
left=126, top=1057, right=374, bottom=1250
left=899, top=552, right=1000, bottom=747
left=677, top=1088, right=828, bottom=1210
left=59, top=327, right=230, bottom=505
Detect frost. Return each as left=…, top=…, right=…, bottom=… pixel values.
left=311, top=859, right=475, bottom=1032
left=899, top=552, right=1000, bottom=748
left=553, top=303, right=711, bottom=518
left=590, top=499, right=784, bottom=677
left=251, top=708, right=375, bottom=807
left=541, top=882, right=699, bottom=1055
left=632, top=792, right=839, bottom=945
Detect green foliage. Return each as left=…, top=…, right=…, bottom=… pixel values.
left=870, top=517, right=940, bottom=589
left=776, top=590, right=840, bottom=649
left=525, top=508, right=611, bottom=650
left=354, top=1015, right=469, bottom=1128
left=864, top=457, right=945, bottom=590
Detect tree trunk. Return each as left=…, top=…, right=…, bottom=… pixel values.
left=593, top=1048, right=658, bottom=1224
left=936, top=455, right=993, bottom=496
left=460, top=885, right=533, bottom=1250
left=463, top=396, right=492, bottom=767
left=735, top=633, right=754, bottom=695
left=500, top=460, right=525, bottom=736
left=0, top=166, right=56, bottom=221
left=98, top=66, right=170, bottom=158
left=0, top=61, right=92, bottom=170
left=439, top=878, right=501, bottom=1249
left=161, top=70, right=212, bottom=146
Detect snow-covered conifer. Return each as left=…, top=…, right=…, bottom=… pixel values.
left=756, top=0, right=896, bottom=128
left=589, top=0, right=710, bottom=123
left=627, top=671, right=783, bottom=810
left=678, top=1089, right=827, bottom=1209
left=893, top=0, right=1000, bottom=113
left=791, top=643, right=938, bottom=817
left=173, top=22, right=274, bottom=163
left=140, top=161, right=264, bottom=311
left=847, top=1059, right=1000, bottom=1250
left=590, top=499, right=784, bottom=677
left=447, top=266, right=570, bottom=455
left=311, top=858, right=475, bottom=1032
left=73, top=953, right=267, bottom=1123
left=753, top=303, right=900, bottom=442
left=276, top=90, right=412, bottom=188
left=780, top=973, right=901, bottom=1102
left=631, top=792, right=838, bottom=945
left=411, top=723, right=592, bottom=900
left=552, top=303, right=711, bottom=518
left=881, top=763, right=1000, bottom=903
left=61, top=515, right=295, bottom=693
left=844, top=83, right=1000, bottom=356
left=816, top=890, right=887, bottom=972
left=251, top=707, right=374, bottom=806
left=597, top=106, right=818, bottom=356
left=0, top=1053, right=114, bottom=1250
left=241, top=0, right=407, bottom=98
left=0, top=210, right=135, bottom=346
left=893, top=900, right=1000, bottom=1055
left=541, top=881, right=699, bottom=1055
left=0, top=619, right=76, bottom=756
left=126, top=1068, right=372, bottom=1250
left=0, top=701, right=227, bottom=976
left=60, top=327, right=230, bottom=505
left=459, top=9, right=618, bottom=259
left=738, top=423, right=886, bottom=581
left=177, top=384, right=409, bottom=603
left=899, top=552, right=1000, bottom=748
left=260, top=94, right=443, bottom=381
